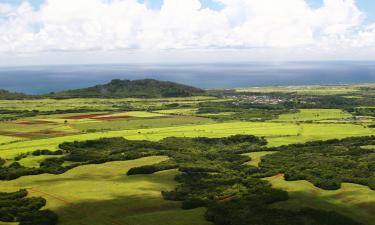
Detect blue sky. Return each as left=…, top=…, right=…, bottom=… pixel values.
left=1, top=0, right=374, bottom=19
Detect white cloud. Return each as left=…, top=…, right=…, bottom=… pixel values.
left=0, top=0, right=374, bottom=60
left=0, top=3, right=14, bottom=14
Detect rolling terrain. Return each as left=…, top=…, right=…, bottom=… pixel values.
left=0, top=80, right=374, bottom=225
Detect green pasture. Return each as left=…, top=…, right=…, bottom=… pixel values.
left=0, top=135, right=25, bottom=145
left=273, top=109, right=352, bottom=122
left=0, top=121, right=59, bottom=132
left=18, top=155, right=60, bottom=168
left=154, top=108, right=198, bottom=115
left=0, top=121, right=373, bottom=162
left=0, top=156, right=211, bottom=225
left=244, top=151, right=277, bottom=167
left=99, top=111, right=165, bottom=118
left=0, top=97, right=218, bottom=111
left=73, top=116, right=214, bottom=132
left=265, top=175, right=375, bottom=225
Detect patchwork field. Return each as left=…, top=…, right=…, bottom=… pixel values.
left=0, top=121, right=373, bottom=162
left=273, top=109, right=353, bottom=122
left=1, top=85, right=375, bottom=225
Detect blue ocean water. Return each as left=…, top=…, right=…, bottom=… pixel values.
left=0, top=61, right=374, bottom=94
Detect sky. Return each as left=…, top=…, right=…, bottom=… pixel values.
left=0, top=0, right=375, bottom=66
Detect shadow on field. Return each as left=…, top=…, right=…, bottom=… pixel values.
left=272, top=190, right=375, bottom=225
left=53, top=195, right=209, bottom=225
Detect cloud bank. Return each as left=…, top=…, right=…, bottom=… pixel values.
left=0, top=0, right=374, bottom=61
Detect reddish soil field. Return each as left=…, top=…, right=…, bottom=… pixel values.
left=16, top=120, right=56, bottom=125
left=0, top=130, right=79, bottom=138
left=63, top=113, right=110, bottom=120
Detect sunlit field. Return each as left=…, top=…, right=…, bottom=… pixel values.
left=0, top=156, right=211, bottom=225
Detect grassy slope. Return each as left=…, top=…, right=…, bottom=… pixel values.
left=0, top=156, right=211, bottom=225
left=265, top=175, right=375, bottom=225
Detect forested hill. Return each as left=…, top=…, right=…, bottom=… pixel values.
left=0, top=89, right=29, bottom=100
left=0, top=79, right=206, bottom=99
left=48, top=79, right=206, bottom=98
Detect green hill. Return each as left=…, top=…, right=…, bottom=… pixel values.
left=49, top=79, right=205, bottom=98
left=0, top=89, right=29, bottom=100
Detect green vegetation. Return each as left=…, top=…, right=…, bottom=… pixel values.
left=72, top=116, right=214, bottom=132
left=235, top=84, right=375, bottom=95
left=50, top=136, right=365, bottom=225
left=0, top=157, right=210, bottom=225
left=0, top=90, right=29, bottom=100
left=0, top=189, right=57, bottom=225
left=48, top=79, right=206, bottom=98
left=0, top=121, right=373, bottom=163
left=266, top=175, right=375, bottom=225
left=273, top=109, right=352, bottom=122
left=244, top=151, right=277, bottom=167
left=1, top=82, right=375, bottom=225
left=260, top=136, right=375, bottom=190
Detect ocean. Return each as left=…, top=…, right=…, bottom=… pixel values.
left=0, top=61, right=374, bottom=94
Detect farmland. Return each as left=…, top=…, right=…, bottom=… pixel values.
left=0, top=82, right=375, bottom=225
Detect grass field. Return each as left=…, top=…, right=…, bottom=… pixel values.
left=244, top=151, right=277, bottom=167
left=154, top=108, right=198, bottom=115
left=0, top=121, right=373, bottom=162
left=0, top=156, right=211, bottom=225
left=0, top=91, right=374, bottom=225
left=0, top=135, right=25, bottom=145
left=72, top=116, right=214, bottom=132
left=0, top=112, right=213, bottom=142
left=18, top=155, right=60, bottom=168
left=265, top=175, right=375, bottom=225
left=273, top=109, right=353, bottom=122
left=0, top=97, right=219, bottom=112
